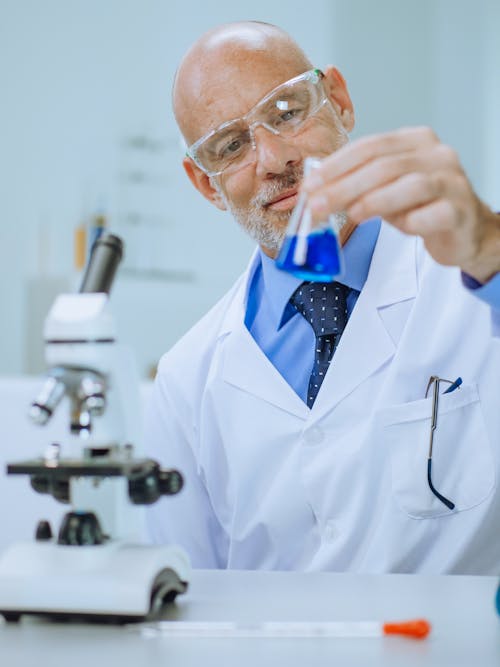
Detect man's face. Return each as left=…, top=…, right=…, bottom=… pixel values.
left=203, top=64, right=351, bottom=256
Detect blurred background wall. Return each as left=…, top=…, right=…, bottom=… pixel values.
left=0, top=0, right=498, bottom=379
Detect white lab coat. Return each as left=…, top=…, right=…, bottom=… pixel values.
left=145, top=222, right=500, bottom=573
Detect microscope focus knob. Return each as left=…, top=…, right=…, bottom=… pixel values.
left=35, top=520, right=53, bottom=541
left=128, top=466, right=184, bottom=504
left=159, top=469, right=184, bottom=496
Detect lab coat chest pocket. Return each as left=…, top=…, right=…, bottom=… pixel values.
left=379, top=385, right=495, bottom=518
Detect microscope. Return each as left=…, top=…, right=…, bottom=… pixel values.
left=0, top=234, right=189, bottom=622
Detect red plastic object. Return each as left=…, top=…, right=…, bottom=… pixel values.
left=383, top=619, right=431, bottom=639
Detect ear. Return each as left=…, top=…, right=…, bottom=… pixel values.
left=322, top=66, right=355, bottom=133
left=183, top=157, right=227, bottom=211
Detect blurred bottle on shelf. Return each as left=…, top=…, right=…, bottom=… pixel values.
left=74, top=221, right=87, bottom=272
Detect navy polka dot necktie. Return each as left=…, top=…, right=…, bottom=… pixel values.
left=290, top=281, right=349, bottom=408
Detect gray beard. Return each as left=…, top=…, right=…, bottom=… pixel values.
left=215, top=166, right=347, bottom=255
left=231, top=207, right=349, bottom=255
left=215, top=165, right=300, bottom=255
left=231, top=206, right=289, bottom=254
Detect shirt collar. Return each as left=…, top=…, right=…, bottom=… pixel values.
left=259, top=217, right=381, bottom=331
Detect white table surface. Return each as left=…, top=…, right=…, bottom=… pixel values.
left=0, top=569, right=499, bottom=666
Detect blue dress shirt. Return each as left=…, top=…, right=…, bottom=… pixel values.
left=245, top=218, right=500, bottom=404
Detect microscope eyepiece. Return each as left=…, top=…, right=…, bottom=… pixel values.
left=79, top=234, right=124, bottom=294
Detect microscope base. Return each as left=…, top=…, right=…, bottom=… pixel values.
left=0, top=540, right=190, bottom=623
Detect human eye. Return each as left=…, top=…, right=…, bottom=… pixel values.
left=209, top=128, right=250, bottom=161
left=219, top=135, right=246, bottom=157
left=270, top=93, right=310, bottom=128
left=278, top=107, right=303, bottom=123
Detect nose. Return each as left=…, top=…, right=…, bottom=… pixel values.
left=251, top=124, right=302, bottom=177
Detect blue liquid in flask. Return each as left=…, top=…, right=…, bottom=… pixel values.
left=276, top=228, right=342, bottom=282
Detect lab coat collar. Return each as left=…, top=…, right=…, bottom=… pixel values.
left=219, top=222, right=418, bottom=419
left=219, top=251, right=309, bottom=418
left=221, top=323, right=310, bottom=419
left=365, top=221, right=418, bottom=308
left=310, top=221, right=418, bottom=418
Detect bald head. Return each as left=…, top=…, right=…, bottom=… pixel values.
left=173, top=22, right=313, bottom=146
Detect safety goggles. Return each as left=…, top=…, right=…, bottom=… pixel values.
left=186, top=69, right=327, bottom=177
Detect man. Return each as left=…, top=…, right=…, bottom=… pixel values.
left=145, top=21, right=500, bottom=573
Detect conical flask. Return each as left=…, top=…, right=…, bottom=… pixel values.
left=275, top=157, right=344, bottom=281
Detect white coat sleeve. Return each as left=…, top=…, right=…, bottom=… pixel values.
left=142, top=366, right=228, bottom=569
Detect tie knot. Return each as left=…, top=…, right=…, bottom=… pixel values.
left=290, top=281, right=349, bottom=339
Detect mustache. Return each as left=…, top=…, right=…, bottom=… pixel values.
left=252, top=165, right=304, bottom=208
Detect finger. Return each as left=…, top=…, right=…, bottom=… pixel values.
left=398, top=170, right=472, bottom=236
left=403, top=199, right=459, bottom=237
left=346, top=172, right=444, bottom=223
left=308, top=145, right=456, bottom=216
left=304, top=126, right=439, bottom=190
left=381, top=201, right=454, bottom=237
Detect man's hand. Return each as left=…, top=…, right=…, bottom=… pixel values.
left=304, top=126, right=500, bottom=283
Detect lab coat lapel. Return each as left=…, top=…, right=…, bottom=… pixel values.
left=222, top=324, right=309, bottom=418
left=220, top=253, right=309, bottom=419
left=219, top=225, right=417, bottom=419
left=312, top=223, right=418, bottom=415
